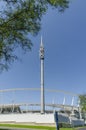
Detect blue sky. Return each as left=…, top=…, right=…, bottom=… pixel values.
left=0, top=0, right=86, bottom=106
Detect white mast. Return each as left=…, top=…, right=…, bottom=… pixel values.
left=39, top=36, right=45, bottom=114
left=63, top=97, right=66, bottom=105
left=71, top=96, right=74, bottom=106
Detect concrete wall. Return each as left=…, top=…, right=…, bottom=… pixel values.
left=0, top=113, right=55, bottom=124
left=0, top=113, right=84, bottom=126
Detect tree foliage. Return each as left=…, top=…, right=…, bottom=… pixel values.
left=78, top=94, right=86, bottom=120
left=0, top=0, right=69, bottom=70
left=79, top=94, right=86, bottom=112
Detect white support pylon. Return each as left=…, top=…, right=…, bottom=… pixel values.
left=63, top=97, right=66, bottom=105
left=71, top=96, right=74, bottom=106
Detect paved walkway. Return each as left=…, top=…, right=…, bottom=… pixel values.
left=0, top=127, right=47, bottom=130
left=78, top=128, right=86, bottom=130
left=0, top=127, right=38, bottom=130
left=0, top=128, right=27, bottom=130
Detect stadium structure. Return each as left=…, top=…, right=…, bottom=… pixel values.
left=0, top=38, right=84, bottom=126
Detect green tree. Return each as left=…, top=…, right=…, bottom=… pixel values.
left=0, top=0, right=69, bottom=70
left=79, top=94, right=86, bottom=112
left=79, top=94, right=86, bottom=120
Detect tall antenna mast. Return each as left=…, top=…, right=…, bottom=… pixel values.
left=39, top=36, right=45, bottom=114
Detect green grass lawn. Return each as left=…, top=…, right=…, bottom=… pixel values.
left=0, top=124, right=78, bottom=130
left=0, top=128, right=75, bottom=130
